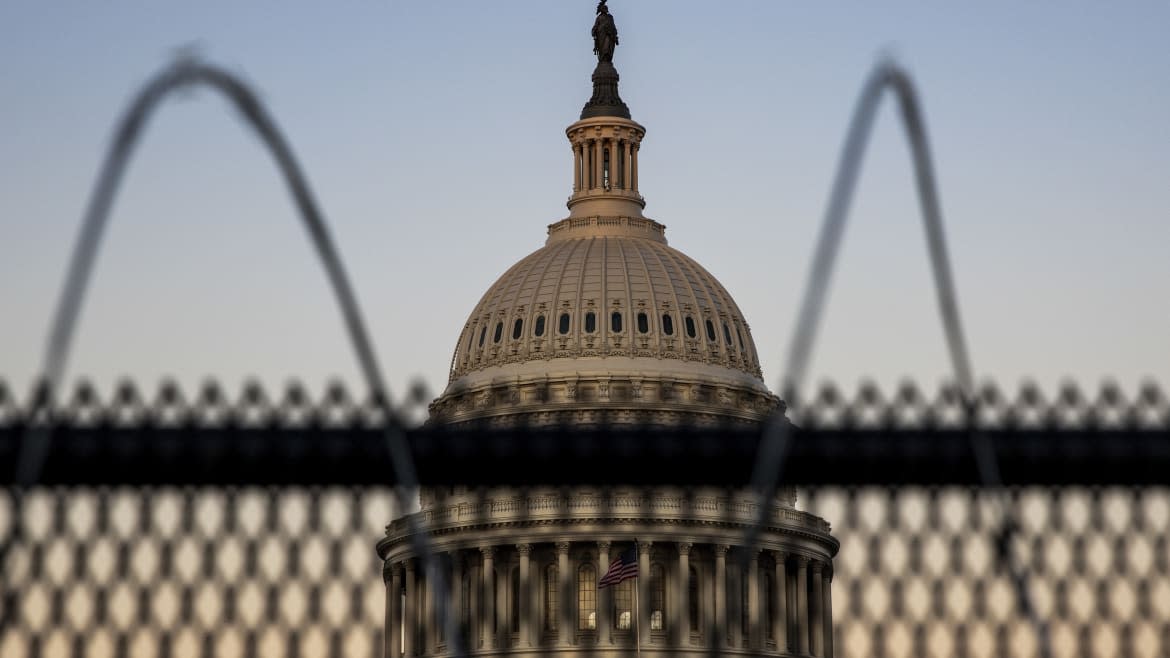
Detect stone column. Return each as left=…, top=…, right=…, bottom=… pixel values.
left=450, top=553, right=462, bottom=649
left=676, top=542, right=691, bottom=646
left=482, top=547, right=496, bottom=649
left=469, top=557, right=481, bottom=648
left=424, top=563, right=435, bottom=652
left=796, top=556, right=809, bottom=655
left=811, top=561, right=824, bottom=656
left=388, top=563, right=403, bottom=658
left=573, top=143, right=581, bottom=192
left=517, top=544, right=532, bottom=647
left=714, top=544, right=728, bottom=647
left=557, top=541, right=572, bottom=647
left=749, top=550, right=761, bottom=649
left=773, top=551, right=787, bottom=653
left=613, top=138, right=622, bottom=188
left=631, top=143, right=639, bottom=191
left=598, top=541, right=612, bottom=646
left=822, top=566, right=834, bottom=658
left=593, top=139, right=603, bottom=190
left=404, top=560, right=416, bottom=657
left=638, top=540, right=652, bottom=648
left=623, top=139, right=633, bottom=190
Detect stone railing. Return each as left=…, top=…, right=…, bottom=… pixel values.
left=395, top=489, right=831, bottom=537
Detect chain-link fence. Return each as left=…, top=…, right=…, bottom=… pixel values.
left=2, top=380, right=1168, bottom=657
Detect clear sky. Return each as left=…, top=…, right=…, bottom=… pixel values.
left=1, top=1, right=1168, bottom=406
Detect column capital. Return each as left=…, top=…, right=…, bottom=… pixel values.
left=714, top=544, right=730, bottom=557
left=481, top=546, right=495, bottom=559
left=597, top=540, right=611, bottom=552
left=637, top=539, right=653, bottom=550
left=555, top=541, right=571, bottom=555
left=405, top=558, right=416, bottom=573
left=811, top=560, right=824, bottom=575
left=749, top=550, right=760, bottom=564
left=677, top=541, right=692, bottom=556
left=795, top=554, right=809, bottom=566
left=391, top=562, right=404, bottom=577
left=771, top=548, right=787, bottom=561
left=516, top=543, right=533, bottom=556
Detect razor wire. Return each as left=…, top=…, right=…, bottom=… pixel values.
left=741, top=58, right=1052, bottom=658
left=0, top=56, right=465, bottom=657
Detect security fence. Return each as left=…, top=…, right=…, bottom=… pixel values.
left=1, top=380, right=1168, bottom=658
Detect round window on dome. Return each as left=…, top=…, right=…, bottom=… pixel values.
left=637, top=312, right=649, bottom=334
left=585, top=312, right=597, bottom=333
left=611, top=312, right=622, bottom=333
left=685, top=316, right=696, bottom=338
left=512, top=318, right=523, bottom=340
left=662, top=314, right=674, bottom=336
left=535, top=315, right=546, bottom=337
left=559, top=313, right=571, bottom=335
left=494, top=322, right=503, bottom=343
left=705, top=319, right=716, bottom=342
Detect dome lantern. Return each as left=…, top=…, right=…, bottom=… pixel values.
left=566, top=0, right=647, bottom=219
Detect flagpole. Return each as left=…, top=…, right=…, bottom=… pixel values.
left=635, top=540, right=641, bottom=658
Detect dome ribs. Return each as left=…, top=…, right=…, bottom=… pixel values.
left=613, top=238, right=635, bottom=352
left=441, top=234, right=773, bottom=426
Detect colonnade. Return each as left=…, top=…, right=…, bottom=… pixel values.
left=385, top=540, right=832, bottom=657
left=572, top=137, right=639, bottom=193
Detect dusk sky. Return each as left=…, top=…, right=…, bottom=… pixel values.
left=2, top=1, right=1168, bottom=406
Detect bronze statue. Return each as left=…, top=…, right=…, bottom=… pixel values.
left=592, top=0, right=618, bottom=64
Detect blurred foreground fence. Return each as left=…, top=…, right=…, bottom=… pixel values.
left=1, top=380, right=1169, bottom=658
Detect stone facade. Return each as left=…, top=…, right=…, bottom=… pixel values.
left=377, top=488, right=836, bottom=657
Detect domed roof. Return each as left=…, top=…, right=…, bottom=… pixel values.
left=427, top=14, right=781, bottom=426
left=430, top=215, right=780, bottom=426
left=450, top=217, right=763, bottom=384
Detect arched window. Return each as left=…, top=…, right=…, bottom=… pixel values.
left=637, top=312, right=649, bottom=334
left=534, top=315, right=546, bottom=337
left=650, top=564, right=665, bottom=631
left=544, top=564, right=558, bottom=632
left=603, top=144, right=611, bottom=189
left=685, top=316, right=697, bottom=338
left=662, top=314, right=674, bottom=336
left=688, top=567, right=699, bottom=634
left=585, top=312, right=597, bottom=333
left=493, top=322, right=503, bottom=343
left=705, top=319, right=717, bottom=342
left=512, top=319, right=523, bottom=340
left=578, top=564, right=597, bottom=630
left=723, top=322, right=732, bottom=346
left=479, top=325, right=487, bottom=347
left=611, top=311, right=622, bottom=333
left=511, top=567, right=520, bottom=633
left=737, top=325, right=744, bottom=349
left=614, top=579, right=633, bottom=629
left=466, top=330, right=474, bottom=355
left=558, top=313, right=570, bottom=335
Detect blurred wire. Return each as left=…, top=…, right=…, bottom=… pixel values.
left=743, top=58, right=1050, bottom=658
left=0, top=56, right=464, bottom=655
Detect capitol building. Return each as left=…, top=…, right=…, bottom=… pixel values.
left=377, top=3, right=838, bottom=656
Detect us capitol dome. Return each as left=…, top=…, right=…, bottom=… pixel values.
left=378, top=3, right=838, bottom=656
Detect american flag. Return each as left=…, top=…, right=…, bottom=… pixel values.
left=598, top=546, right=638, bottom=588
